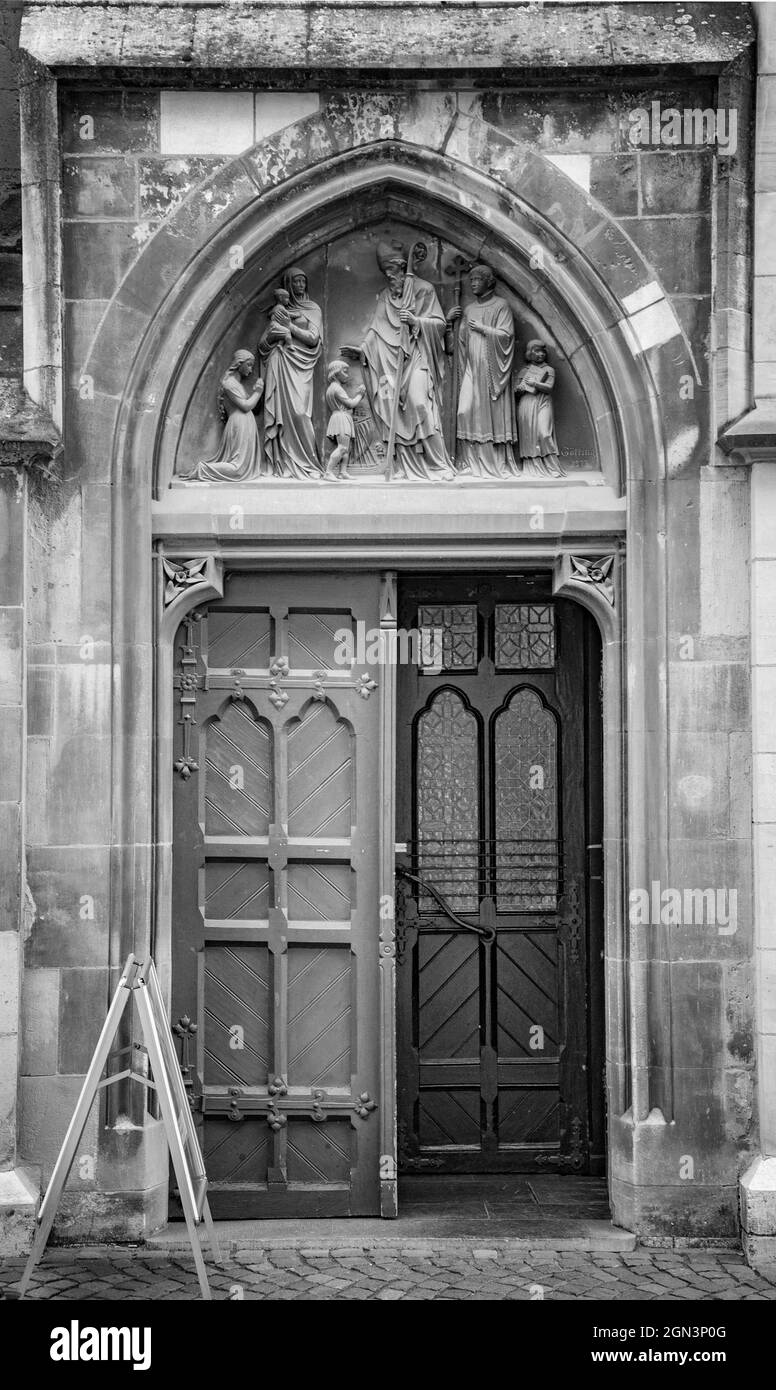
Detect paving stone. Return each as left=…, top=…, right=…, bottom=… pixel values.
left=4, top=1245, right=776, bottom=1301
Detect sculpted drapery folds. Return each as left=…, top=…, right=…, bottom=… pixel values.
left=357, top=240, right=455, bottom=481
left=258, top=267, right=323, bottom=478
left=515, top=340, right=565, bottom=479
left=447, top=263, right=520, bottom=478
left=180, top=349, right=264, bottom=482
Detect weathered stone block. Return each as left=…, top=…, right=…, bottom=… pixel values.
left=589, top=154, right=638, bottom=215
left=0, top=470, right=23, bottom=607
left=0, top=703, right=22, bottom=802
left=640, top=151, right=712, bottom=214
left=58, top=967, right=109, bottom=1074
left=62, top=220, right=139, bottom=301
left=669, top=660, right=749, bottom=734
left=19, top=1074, right=98, bottom=1186
left=622, top=215, right=711, bottom=296
left=25, top=845, right=110, bottom=969
left=0, top=249, right=21, bottom=306
left=0, top=803, right=20, bottom=924
left=0, top=304, right=22, bottom=372
left=63, top=157, right=137, bottom=219
left=754, top=825, right=776, bottom=949
left=138, top=155, right=225, bottom=223
left=754, top=752, right=776, bottom=825
left=0, top=605, right=21, bottom=704
left=61, top=89, right=159, bottom=157
left=0, top=929, right=19, bottom=1034
left=0, top=1168, right=39, bottom=1257
left=668, top=731, right=730, bottom=838
left=20, top=966, right=58, bottom=1075
left=753, top=274, right=776, bottom=364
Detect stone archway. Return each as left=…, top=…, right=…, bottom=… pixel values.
left=77, top=99, right=701, bottom=1229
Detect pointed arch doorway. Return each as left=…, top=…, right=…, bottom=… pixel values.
left=395, top=572, right=605, bottom=1182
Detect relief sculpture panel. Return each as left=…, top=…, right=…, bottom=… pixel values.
left=174, top=223, right=598, bottom=485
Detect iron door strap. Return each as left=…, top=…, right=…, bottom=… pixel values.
left=394, top=864, right=496, bottom=943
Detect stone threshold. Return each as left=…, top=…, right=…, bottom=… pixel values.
left=144, top=1217, right=636, bottom=1253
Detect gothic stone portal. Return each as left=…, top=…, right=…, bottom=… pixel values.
left=172, top=223, right=599, bottom=484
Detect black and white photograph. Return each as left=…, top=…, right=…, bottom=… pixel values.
left=0, top=0, right=773, bottom=1359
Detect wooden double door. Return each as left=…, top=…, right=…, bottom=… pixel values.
left=170, top=572, right=383, bottom=1217
left=396, top=575, right=604, bottom=1175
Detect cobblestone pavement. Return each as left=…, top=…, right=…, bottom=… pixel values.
left=2, top=1245, right=776, bottom=1301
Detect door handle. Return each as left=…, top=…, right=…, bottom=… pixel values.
left=395, top=864, right=496, bottom=944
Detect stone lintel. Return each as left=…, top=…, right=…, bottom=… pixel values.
left=19, top=2, right=754, bottom=76
left=0, top=382, right=61, bottom=472
left=718, top=401, right=776, bottom=466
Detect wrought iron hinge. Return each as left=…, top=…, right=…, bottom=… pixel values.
left=535, top=1116, right=587, bottom=1172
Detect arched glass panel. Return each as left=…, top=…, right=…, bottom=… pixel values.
left=415, top=690, right=479, bottom=913
left=494, top=688, right=559, bottom=911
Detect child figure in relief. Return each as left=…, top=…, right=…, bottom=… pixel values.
left=514, top=339, right=565, bottom=479
left=323, top=359, right=366, bottom=480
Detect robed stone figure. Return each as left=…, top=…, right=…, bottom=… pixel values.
left=355, top=240, right=454, bottom=480
left=446, top=263, right=519, bottom=478
left=259, top=267, right=323, bottom=479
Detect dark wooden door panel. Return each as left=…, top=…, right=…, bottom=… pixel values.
left=397, top=575, right=602, bottom=1175
left=171, top=572, right=382, bottom=1217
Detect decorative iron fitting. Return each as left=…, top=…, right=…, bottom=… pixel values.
left=353, top=1092, right=377, bottom=1120
left=311, top=670, right=327, bottom=702
left=310, top=1088, right=327, bottom=1122
left=268, top=680, right=289, bottom=710
left=561, top=877, right=582, bottom=965
left=173, top=610, right=203, bottom=778
left=355, top=672, right=378, bottom=700
left=270, top=656, right=289, bottom=677
left=267, top=1104, right=287, bottom=1132
left=268, top=1076, right=288, bottom=1097
left=173, top=1014, right=198, bottom=1079
left=535, top=1116, right=586, bottom=1172
left=227, top=1087, right=243, bottom=1123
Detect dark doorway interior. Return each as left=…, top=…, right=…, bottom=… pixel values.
left=396, top=572, right=605, bottom=1183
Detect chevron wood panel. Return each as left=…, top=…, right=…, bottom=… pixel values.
left=287, top=702, right=352, bottom=838
left=204, top=860, right=270, bottom=922
left=203, top=1118, right=270, bottom=1184
left=203, top=943, right=270, bottom=1087
left=205, top=703, right=272, bottom=836
left=498, top=1089, right=560, bottom=1146
left=496, top=933, right=560, bottom=1059
left=288, top=945, right=352, bottom=1088
left=287, top=610, right=353, bottom=670
left=419, top=1089, right=481, bottom=1149
left=286, top=1119, right=352, bottom=1184
left=287, top=862, right=351, bottom=922
left=418, top=932, right=480, bottom=1060
left=206, top=609, right=272, bottom=671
